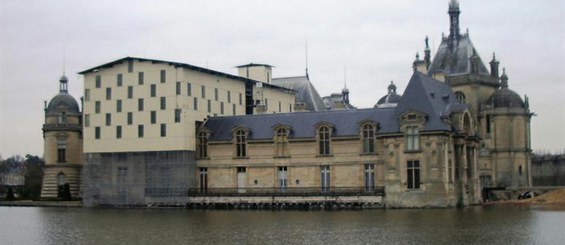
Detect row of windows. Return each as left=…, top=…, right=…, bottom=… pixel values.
left=197, top=124, right=387, bottom=159
left=84, top=109, right=182, bottom=127
left=88, top=80, right=244, bottom=106
left=91, top=97, right=238, bottom=116
left=94, top=124, right=168, bottom=139
left=197, top=164, right=385, bottom=191
left=94, top=70, right=166, bottom=89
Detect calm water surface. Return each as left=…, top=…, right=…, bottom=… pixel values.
left=1, top=206, right=564, bottom=245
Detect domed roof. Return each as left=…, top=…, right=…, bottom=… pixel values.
left=46, top=93, right=81, bottom=114
left=375, top=81, right=402, bottom=108
left=486, top=69, right=524, bottom=108
left=46, top=75, right=81, bottom=115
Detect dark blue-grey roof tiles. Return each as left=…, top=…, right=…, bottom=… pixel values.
left=427, top=35, right=490, bottom=76
left=272, top=76, right=326, bottom=111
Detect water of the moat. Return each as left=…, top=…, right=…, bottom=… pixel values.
left=1, top=206, right=564, bottom=245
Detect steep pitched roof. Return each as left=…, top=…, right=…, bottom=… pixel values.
left=204, top=108, right=398, bottom=141
left=272, top=76, right=326, bottom=111
left=395, top=72, right=467, bottom=131
left=427, top=35, right=490, bottom=76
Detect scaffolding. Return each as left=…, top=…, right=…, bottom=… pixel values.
left=82, top=151, right=196, bottom=207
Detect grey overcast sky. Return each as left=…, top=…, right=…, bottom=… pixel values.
left=0, top=0, right=564, bottom=158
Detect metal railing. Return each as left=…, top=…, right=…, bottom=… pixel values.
left=187, top=186, right=385, bottom=197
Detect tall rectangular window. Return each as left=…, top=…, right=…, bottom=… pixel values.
left=116, top=125, right=122, bottom=139
left=160, top=123, right=166, bottom=137
left=227, top=91, right=231, bottom=103
left=187, top=83, right=192, bottom=96
left=127, top=86, right=133, bottom=99
left=105, top=113, right=111, bottom=126
left=174, top=109, right=181, bottom=123
left=407, top=160, right=421, bottom=189
left=84, top=114, right=90, bottom=127
left=106, top=87, right=112, bottom=100
left=278, top=101, right=281, bottom=113
left=138, top=72, right=144, bottom=85
left=486, top=115, right=491, bottom=134
left=199, top=168, right=208, bottom=192
left=160, top=97, right=166, bottom=110
left=138, top=98, right=144, bottom=111
left=127, top=60, right=133, bottom=72
left=278, top=166, right=288, bottom=189
left=318, top=126, right=331, bottom=155
left=57, top=139, right=66, bottom=162
left=117, top=74, right=123, bottom=87
left=365, top=164, right=375, bottom=191
left=176, top=82, right=181, bottom=95
left=362, top=124, right=376, bottom=154
left=127, top=112, right=133, bottom=125
left=85, top=89, right=90, bottom=101
left=275, top=128, right=289, bottom=157
left=239, top=93, right=242, bottom=105
left=138, top=125, right=144, bottom=138
left=193, top=97, right=198, bottom=110
left=235, top=130, right=247, bottom=157
left=160, top=70, right=166, bottom=83
left=150, top=111, right=157, bottom=124
left=321, top=166, right=330, bottom=192
left=201, top=85, right=206, bottom=98
left=95, top=127, right=101, bottom=139
left=207, top=99, right=211, bottom=113
left=406, top=126, right=419, bottom=151
left=150, top=84, right=156, bottom=97
left=95, top=101, right=101, bottom=113
left=214, top=88, right=218, bottom=101
left=116, top=100, right=122, bottom=113
left=197, top=132, right=208, bottom=159
left=232, top=104, right=236, bottom=115
left=95, top=75, right=101, bottom=88
left=220, top=102, right=224, bottom=115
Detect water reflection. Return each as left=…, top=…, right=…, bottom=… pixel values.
left=0, top=207, right=563, bottom=244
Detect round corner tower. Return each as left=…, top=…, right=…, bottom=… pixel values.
left=41, top=75, right=84, bottom=199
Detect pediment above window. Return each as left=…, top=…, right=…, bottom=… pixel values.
left=399, top=111, right=427, bottom=125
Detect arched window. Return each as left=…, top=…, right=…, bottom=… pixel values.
left=318, top=126, right=331, bottom=155
left=275, top=128, right=289, bottom=157
left=197, top=132, right=208, bottom=159
left=58, top=112, right=67, bottom=124
left=455, top=91, right=466, bottom=103
left=362, top=124, right=376, bottom=154
left=235, top=129, right=247, bottom=157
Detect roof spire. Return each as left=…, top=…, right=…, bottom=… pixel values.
left=500, top=68, right=509, bottom=88
left=448, top=0, right=461, bottom=41
left=489, top=52, right=500, bottom=78
left=305, top=38, right=309, bottom=79
left=342, top=62, right=350, bottom=104
left=424, top=36, right=431, bottom=68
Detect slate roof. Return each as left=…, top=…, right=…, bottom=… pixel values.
left=272, top=76, right=326, bottom=111
left=204, top=108, right=397, bottom=141
left=204, top=72, right=466, bottom=142
left=395, top=72, right=467, bottom=131
left=427, top=35, right=490, bottom=76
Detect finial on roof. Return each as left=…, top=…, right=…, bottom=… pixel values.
left=59, top=74, right=68, bottom=93
left=388, top=81, right=397, bottom=95
left=415, top=52, right=420, bottom=61
left=489, top=52, right=500, bottom=78
left=425, top=36, right=430, bottom=49
left=448, top=0, right=461, bottom=40
left=500, top=68, right=509, bottom=88
left=305, top=39, right=309, bottom=79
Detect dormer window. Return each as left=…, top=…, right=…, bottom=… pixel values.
left=197, top=131, right=209, bottom=159
left=235, top=129, right=247, bottom=158
left=406, top=126, right=420, bottom=151
left=318, top=125, right=331, bottom=155
left=362, top=124, right=376, bottom=154
left=455, top=91, right=466, bottom=103
left=274, top=127, right=289, bottom=157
